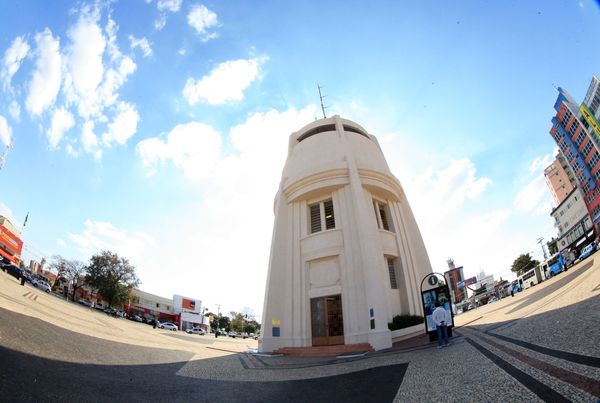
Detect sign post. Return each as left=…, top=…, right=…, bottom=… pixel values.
left=420, top=272, right=455, bottom=342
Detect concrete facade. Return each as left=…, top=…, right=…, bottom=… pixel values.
left=544, top=152, right=575, bottom=205
left=260, top=116, right=433, bottom=352
left=551, top=187, right=591, bottom=252
left=549, top=77, right=600, bottom=227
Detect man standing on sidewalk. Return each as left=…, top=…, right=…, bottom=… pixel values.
left=432, top=301, right=449, bottom=349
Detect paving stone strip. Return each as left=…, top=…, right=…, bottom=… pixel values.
left=465, top=337, right=571, bottom=403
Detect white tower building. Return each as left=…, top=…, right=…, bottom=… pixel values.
left=260, top=115, right=433, bottom=353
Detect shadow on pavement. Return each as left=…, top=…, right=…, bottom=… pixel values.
left=0, top=308, right=407, bottom=402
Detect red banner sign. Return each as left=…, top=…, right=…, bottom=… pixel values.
left=0, top=225, right=23, bottom=256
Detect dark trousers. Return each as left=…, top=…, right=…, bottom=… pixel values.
left=436, top=324, right=448, bottom=346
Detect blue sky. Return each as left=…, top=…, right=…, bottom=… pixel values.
left=0, top=1, right=599, bottom=319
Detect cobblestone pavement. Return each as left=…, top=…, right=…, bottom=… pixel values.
left=1, top=255, right=599, bottom=402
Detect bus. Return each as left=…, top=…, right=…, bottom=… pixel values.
left=544, top=252, right=566, bottom=278
left=540, top=253, right=565, bottom=278
left=517, top=264, right=544, bottom=290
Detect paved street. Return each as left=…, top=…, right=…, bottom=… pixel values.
left=1, top=257, right=599, bottom=402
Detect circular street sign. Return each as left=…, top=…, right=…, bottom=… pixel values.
left=428, top=275, right=438, bottom=286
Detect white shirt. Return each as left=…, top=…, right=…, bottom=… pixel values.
left=432, top=306, right=447, bottom=326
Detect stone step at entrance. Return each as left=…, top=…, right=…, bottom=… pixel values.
left=274, top=343, right=374, bottom=357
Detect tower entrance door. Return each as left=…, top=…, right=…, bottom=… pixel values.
left=310, top=294, right=344, bottom=346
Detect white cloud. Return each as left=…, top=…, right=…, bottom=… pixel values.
left=514, top=175, right=551, bottom=214
left=57, top=238, right=66, bottom=247
left=154, top=0, right=182, bottom=30
left=102, top=102, right=139, bottom=146
left=154, top=14, right=167, bottom=30
left=25, top=28, right=62, bottom=116
left=183, top=57, right=267, bottom=105
left=47, top=107, right=75, bottom=148
left=8, top=101, right=20, bottom=121
left=63, top=8, right=106, bottom=119
left=187, top=4, right=219, bottom=42
left=65, top=143, right=79, bottom=158
left=0, top=202, right=15, bottom=224
left=81, top=120, right=100, bottom=158
left=157, top=0, right=182, bottom=12
left=529, top=152, right=553, bottom=173
left=2, top=36, right=30, bottom=92
left=68, top=219, right=155, bottom=265
left=137, top=121, right=222, bottom=181
left=133, top=106, right=317, bottom=314
left=0, top=115, right=12, bottom=146
left=178, top=48, right=186, bottom=56
left=129, top=35, right=152, bottom=58
left=401, top=158, right=492, bottom=223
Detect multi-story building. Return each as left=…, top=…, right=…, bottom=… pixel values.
left=549, top=76, right=600, bottom=238
left=0, top=216, right=23, bottom=266
left=550, top=187, right=591, bottom=252
left=128, top=289, right=179, bottom=324
left=544, top=152, right=576, bottom=205
left=260, top=115, right=433, bottom=353
left=444, top=259, right=465, bottom=303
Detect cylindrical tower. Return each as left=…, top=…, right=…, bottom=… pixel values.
left=260, top=115, right=432, bottom=352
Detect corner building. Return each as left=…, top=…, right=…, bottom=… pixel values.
left=549, top=76, right=600, bottom=243
left=260, top=115, right=433, bottom=353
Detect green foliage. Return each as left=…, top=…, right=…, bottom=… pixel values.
left=547, top=238, right=558, bottom=256
left=388, top=314, right=424, bottom=331
left=85, top=250, right=140, bottom=308
left=229, top=311, right=261, bottom=333
left=511, top=253, right=539, bottom=276
left=210, top=315, right=231, bottom=332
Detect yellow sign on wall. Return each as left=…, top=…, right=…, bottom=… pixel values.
left=580, top=104, right=600, bottom=138
left=271, top=319, right=280, bottom=325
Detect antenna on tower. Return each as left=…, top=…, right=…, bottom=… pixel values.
left=317, top=84, right=328, bottom=119
left=0, top=140, right=13, bottom=170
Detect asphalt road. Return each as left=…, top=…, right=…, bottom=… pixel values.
left=0, top=308, right=406, bottom=402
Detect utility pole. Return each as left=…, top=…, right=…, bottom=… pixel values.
left=537, top=237, right=547, bottom=261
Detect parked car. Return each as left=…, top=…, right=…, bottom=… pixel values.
left=130, top=314, right=144, bottom=322
left=5, top=264, right=22, bottom=280
left=578, top=243, right=596, bottom=261
left=32, top=278, right=51, bottom=292
left=78, top=299, right=92, bottom=307
left=159, top=322, right=178, bottom=331
left=228, top=331, right=238, bottom=338
left=186, top=327, right=206, bottom=335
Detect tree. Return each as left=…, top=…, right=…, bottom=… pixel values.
left=511, top=253, right=539, bottom=276
left=547, top=238, right=558, bottom=256
left=85, top=250, right=140, bottom=308
left=49, top=255, right=86, bottom=301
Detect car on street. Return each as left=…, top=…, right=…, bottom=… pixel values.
left=186, top=327, right=206, bottom=335
left=228, top=331, right=238, bottom=338
left=32, top=278, right=51, bottom=292
left=78, top=299, right=92, bottom=307
left=578, top=243, right=596, bottom=261
left=159, top=322, right=178, bottom=331
left=130, top=314, right=144, bottom=322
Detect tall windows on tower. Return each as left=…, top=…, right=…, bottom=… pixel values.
left=373, top=200, right=394, bottom=232
left=386, top=257, right=398, bottom=289
left=309, top=199, right=336, bottom=234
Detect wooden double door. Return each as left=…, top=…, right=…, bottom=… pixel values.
left=310, top=294, right=344, bottom=346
